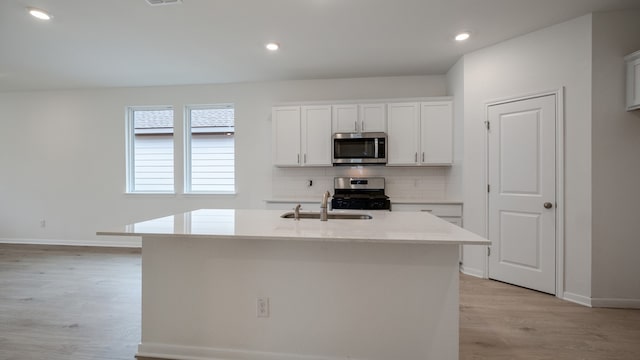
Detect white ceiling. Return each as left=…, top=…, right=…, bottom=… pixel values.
left=1, top=0, right=639, bottom=92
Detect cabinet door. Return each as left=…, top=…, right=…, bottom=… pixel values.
left=390, top=203, right=462, bottom=217
left=420, top=101, right=453, bottom=165
left=387, top=102, right=420, bottom=165
left=332, top=104, right=358, bottom=133
left=359, top=103, right=386, bottom=132
left=301, top=105, right=332, bottom=166
left=627, top=52, right=640, bottom=111
left=272, top=106, right=301, bottom=166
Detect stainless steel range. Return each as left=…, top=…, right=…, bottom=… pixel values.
left=331, top=177, right=391, bottom=210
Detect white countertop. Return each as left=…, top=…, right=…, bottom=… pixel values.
left=264, top=198, right=463, bottom=204
left=99, top=209, right=489, bottom=245
left=390, top=199, right=463, bottom=205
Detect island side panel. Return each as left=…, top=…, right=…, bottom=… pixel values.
left=139, top=235, right=460, bottom=360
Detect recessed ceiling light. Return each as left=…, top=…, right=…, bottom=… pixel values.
left=145, top=0, right=183, bottom=6
left=455, top=32, right=470, bottom=41
left=27, top=7, right=52, bottom=20
left=266, top=43, right=280, bottom=51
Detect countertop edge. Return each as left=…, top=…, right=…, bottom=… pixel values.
left=97, top=231, right=489, bottom=245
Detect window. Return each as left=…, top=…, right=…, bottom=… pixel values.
left=185, top=104, right=235, bottom=193
left=126, top=107, right=174, bottom=193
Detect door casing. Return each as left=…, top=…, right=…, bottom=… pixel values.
left=483, top=88, right=565, bottom=299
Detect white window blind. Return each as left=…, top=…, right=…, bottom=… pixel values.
left=185, top=105, right=235, bottom=193
left=127, top=107, right=174, bottom=193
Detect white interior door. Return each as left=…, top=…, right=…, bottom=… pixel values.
left=488, top=94, right=556, bottom=294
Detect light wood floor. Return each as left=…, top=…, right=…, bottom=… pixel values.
left=1, top=245, right=639, bottom=360
left=459, top=273, right=640, bottom=359
left=0, top=245, right=141, bottom=360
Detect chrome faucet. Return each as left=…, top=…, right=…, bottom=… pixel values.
left=294, top=204, right=302, bottom=221
left=320, top=191, right=330, bottom=221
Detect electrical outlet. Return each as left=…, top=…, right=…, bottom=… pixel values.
left=307, top=179, right=313, bottom=187
left=256, top=297, right=269, bottom=318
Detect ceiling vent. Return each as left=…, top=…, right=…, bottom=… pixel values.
left=145, top=0, right=182, bottom=6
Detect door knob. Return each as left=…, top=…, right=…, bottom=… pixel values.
left=544, top=202, right=553, bottom=209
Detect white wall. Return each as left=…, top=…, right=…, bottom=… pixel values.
left=446, top=58, right=465, bottom=202
left=459, top=15, right=594, bottom=302
left=0, top=75, right=447, bottom=247
left=591, top=10, right=640, bottom=305
left=272, top=166, right=454, bottom=203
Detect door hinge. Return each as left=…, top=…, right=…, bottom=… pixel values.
left=487, top=247, right=491, bottom=256
left=485, top=121, right=490, bottom=130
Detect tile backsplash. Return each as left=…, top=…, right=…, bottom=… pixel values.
left=272, top=166, right=455, bottom=201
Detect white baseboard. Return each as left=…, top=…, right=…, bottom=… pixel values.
left=137, top=342, right=351, bottom=360
left=0, top=236, right=141, bottom=248
left=591, top=297, right=640, bottom=309
left=563, top=292, right=640, bottom=309
left=460, top=265, right=485, bottom=278
left=562, top=291, right=592, bottom=307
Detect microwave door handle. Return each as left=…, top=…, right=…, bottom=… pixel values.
left=374, top=138, right=379, bottom=158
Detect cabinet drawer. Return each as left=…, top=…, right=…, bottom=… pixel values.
left=390, top=203, right=462, bottom=217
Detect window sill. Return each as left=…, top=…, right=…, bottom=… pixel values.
left=124, top=192, right=237, bottom=197
left=182, top=192, right=237, bottom=197
left=124, top=192, right=177, bottom=197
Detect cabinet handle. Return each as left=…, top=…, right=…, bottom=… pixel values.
left=422, top=152, right=425, bottom=162
left=297, top=154, right=300, bottom=164
left=362, top=122, right=365, bottom=131
left=304, top=154, right=307, bottom=164
left=415, top=152, right=418, bottom=162
left=354, top=120, right=358, bottom=132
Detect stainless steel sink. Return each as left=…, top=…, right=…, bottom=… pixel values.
left=281, top=212, right=372, bottom=220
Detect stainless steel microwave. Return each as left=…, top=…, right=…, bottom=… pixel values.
left=332, top=132, right=387, bottom=165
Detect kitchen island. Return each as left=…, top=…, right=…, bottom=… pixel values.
left=99, top=209, right=489, bottom=360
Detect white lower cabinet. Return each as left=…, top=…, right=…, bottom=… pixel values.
left=265, top=201, right=321, bottom=211
left=391, top=202, right=463, bottom=264
left=390, top=203, right=463, bottom=226
left=267, top=201, right=463, bottom=226
left=272, top=105, right=332, bottom=167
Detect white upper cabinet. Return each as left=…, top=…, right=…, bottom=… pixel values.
left=273, top=98, right=451, bottom=168
left=387, top=101, right=453, bottom=166
left=387, top=102, right=420, bottom=165
left=420, top=101, right=453, bottom=165
left=359, top=103, right=386, bottom=132
left=332, top=103, right=386, bottom=133
left=332, top=104, right=358, bottom=132
left=272, top=106, right=301, bottom=166
left=625, top=50, right=640, bottom=111
left=301, top=105, right=332, bottom=166
left=272, top=105, right=332, bottom=167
